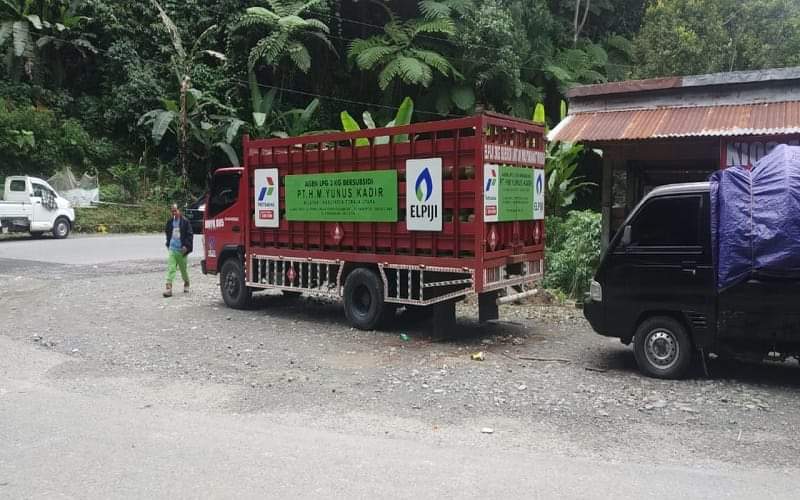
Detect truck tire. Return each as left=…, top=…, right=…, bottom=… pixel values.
left=52, top=217, right=71, bottom=239
left=633, top=316, right=693, bottom=379
left=343, top=268, right=390, bottom=330
left=220, top=259, right=252, bottom=309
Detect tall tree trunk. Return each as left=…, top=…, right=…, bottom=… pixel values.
left=573, top=0, right=591, bottom=45
left=180, top=75, right=190, bottom=197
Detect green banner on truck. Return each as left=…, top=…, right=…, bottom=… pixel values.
left=285, top=170, right=398, bottom=222
left=484, top=164, right=536, bottom=222
left=498, top=165, right=534, bottom=221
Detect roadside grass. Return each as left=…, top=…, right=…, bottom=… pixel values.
left=75, top=204, right=170, bottom=234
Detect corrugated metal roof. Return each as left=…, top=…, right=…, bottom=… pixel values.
left=548, top=101, right=800, bottom=143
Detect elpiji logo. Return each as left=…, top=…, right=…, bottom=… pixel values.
left=485, top=169, right=497, bottom=192
left=258, top=176, right=275, bottom=202
left=415, top=167, right=433, bottom=202
left=536, top=172, right=543, bottom=194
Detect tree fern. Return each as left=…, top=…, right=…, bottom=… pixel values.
left=419, top=1, right=451, bottom=19
left=410, top=18, right=454, bottom=37
left=287, top=41, right=311, bottom=72
left=409, top=48, right=452, bottom=76
left=304, top=18, right=330, bottom=34
left=235, top=0, right=334, bottom=71
left=397, top=55, right=432, bottom=86
left=354, top=45, right=396, bottom=70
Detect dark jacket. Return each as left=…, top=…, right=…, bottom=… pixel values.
left=165, top=216, right=194, bottom=254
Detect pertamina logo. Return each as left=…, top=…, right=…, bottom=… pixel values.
left=258, top=176, right=275, bottom=201
left=536, top=172, right=543, bottom=195
left=485, top=169, right=497, bottom=192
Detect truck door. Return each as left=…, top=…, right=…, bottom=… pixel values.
left=30, top=182, right=58, bottom=232
left=604, top=194, right=715, bottom=346
left=203, top=170, right=244, bottom=272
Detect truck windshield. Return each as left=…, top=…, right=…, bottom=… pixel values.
left=208, top=173, right=240, bottom=217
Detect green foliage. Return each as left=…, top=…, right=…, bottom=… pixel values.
left=2, top=0, right=796, bottom=236
left=108, top=163, right=142, bottom=202
left=232, top=0, right=334, bottom=72
left=138, top=87, right=243, bottom=167
left=75, top=203, right=170, bottom=233
left=543, top=210, right=602, bottom=299
left=545, top=142, right=596, bottom=217
left=0, top=102, right=113, bottom=176
left=340, top=97, right=414, bottom=145
left=348, top=4, right=458, bottom=91
left=633, top=0, right=800, bottom=78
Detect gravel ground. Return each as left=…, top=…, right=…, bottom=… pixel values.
left=3, top=257, right=800, bottom=472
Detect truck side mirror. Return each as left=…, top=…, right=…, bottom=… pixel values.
left=621, top=225, right=632, bottom=247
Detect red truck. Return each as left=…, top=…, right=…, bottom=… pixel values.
left=201, top=112, right=546, bottom=335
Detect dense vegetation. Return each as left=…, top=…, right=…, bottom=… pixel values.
left=2, top=0, right=797, bottom=294
left=2, top=0, right=798, bottom=201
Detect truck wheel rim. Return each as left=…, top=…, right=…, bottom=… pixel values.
left=645, top=330, right=678, bottom=369
left=225, top=272, right=240, bottom=298
left=353, top=285, right=371, bottom=316
left=56, top=221, right=67, bottom=236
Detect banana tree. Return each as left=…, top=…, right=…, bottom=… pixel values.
left=0, top=0, right=95, bottom=80
left=247, top=69, right=320, bottom=138
left=340, top=97, right=414, bottom=146
left=138, top=88, right=244, bottom=172
left=150, top=0, right=226, bottom=192
left=545, top=142, right=596, bottom=216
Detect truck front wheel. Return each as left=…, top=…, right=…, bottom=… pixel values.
left=53, top=217, right=71, bottom=239
left=633, top=316, right=693, bottom=379
left=343, top=268, right=390, bottom=330
left=220, top=259, right=252, bottom=309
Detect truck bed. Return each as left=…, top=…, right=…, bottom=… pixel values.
left=243, top=113, right=546, bottom=294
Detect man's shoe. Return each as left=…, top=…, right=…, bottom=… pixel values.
left=183, top=282, right=190, bottom=293
left=163, top=283, right=173, bottom=298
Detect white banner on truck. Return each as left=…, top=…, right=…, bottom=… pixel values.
left=484, top=163, right=499, bottom=223
left=254, top=168, right=280, bottom=228
left=406, top=158, right=442, bottom=231
left=533, top=168, right=545, bottom=220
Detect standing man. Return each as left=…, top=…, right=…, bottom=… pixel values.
left=164, top=203, right=193, bottom=297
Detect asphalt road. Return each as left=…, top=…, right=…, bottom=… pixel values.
left=2, top=234, right=799, bottom=499
left=0, top=233, right=203, bottom=265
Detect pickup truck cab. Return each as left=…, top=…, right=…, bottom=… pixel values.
left=584, top=182, right=800, bottom=379
left=0, top=176, right=75, bottom=238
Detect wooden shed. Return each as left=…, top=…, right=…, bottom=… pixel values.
left=549, top=67, right=800, bottom=246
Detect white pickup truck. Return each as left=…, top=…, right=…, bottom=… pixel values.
left=0, top=176, right=76, bottom=238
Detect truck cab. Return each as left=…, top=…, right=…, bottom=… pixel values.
left=0, top=176, right=76, bottom=238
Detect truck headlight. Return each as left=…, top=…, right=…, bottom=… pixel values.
left=589, top=280, right=602, bottom=302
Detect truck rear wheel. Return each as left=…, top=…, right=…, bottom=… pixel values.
left=343, top=268, right=390, bottom=330
left=52, top=217, right=70, bottom=239
left=633, top=316, right=693, bottom=379
left=220, top=259, right=252, bottom=309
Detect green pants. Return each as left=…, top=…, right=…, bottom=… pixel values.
left=166, top=249, right=189, bottom=285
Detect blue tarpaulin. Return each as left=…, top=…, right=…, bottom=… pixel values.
left=710, top=145, right=800, bottom=290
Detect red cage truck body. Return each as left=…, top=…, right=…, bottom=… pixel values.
left=202, top=112, right=546, bottom=334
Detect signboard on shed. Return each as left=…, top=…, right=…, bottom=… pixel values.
left=721, top=136, right=800, bottom=167
left=285, top=170, right=398, bottom=222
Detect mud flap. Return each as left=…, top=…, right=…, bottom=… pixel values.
left=478, top=292, right=499, bottom=323
left=432, top=300, right=456, bottom=339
